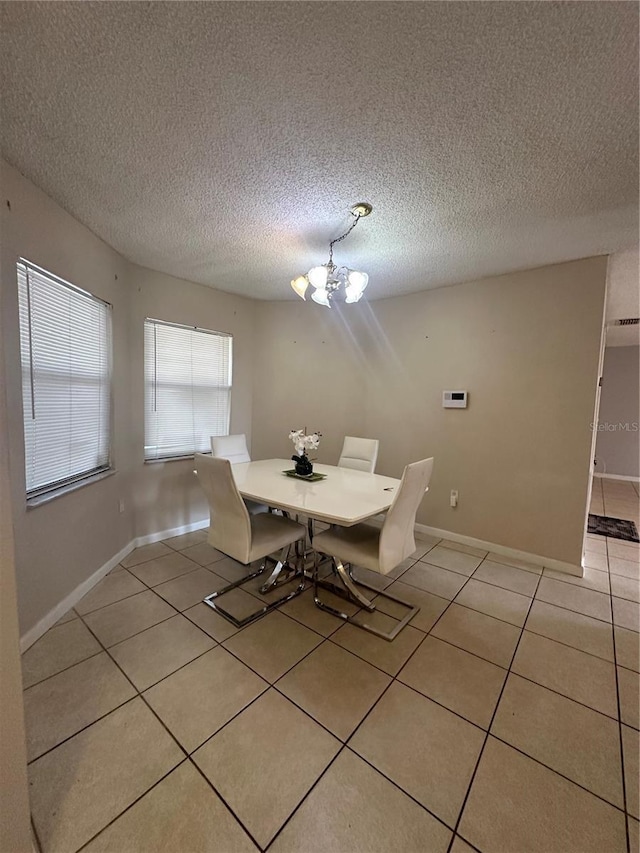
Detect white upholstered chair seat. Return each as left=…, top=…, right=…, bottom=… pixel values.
left=235, top=511, right=305, bottom=565
left=309, top=524, right=380, bottom=573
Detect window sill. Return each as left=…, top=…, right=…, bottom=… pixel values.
left=144, top=453, right=212, bottom=465
left=26, top=468, right=116, bottom=508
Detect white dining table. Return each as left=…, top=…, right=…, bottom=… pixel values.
left=230, top=458, right=401, bottom=526
left=228, top=458, right=419, bottom=640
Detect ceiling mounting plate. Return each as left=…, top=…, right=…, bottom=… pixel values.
left=351, top=202, right=373, bottom=217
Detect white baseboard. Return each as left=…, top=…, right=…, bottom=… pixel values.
left=593, top=473, right=640, bottom=483
left=19, top=539, right=136, bottom=653
left=367, top=515, right=581, bottom=576
left=20, top=519, right=211, bottom=652
left=414, top=523, right=582, bottom=577
left=134, top=518, right=208, bottom=547
left=20, top=513, right=584, bottom=653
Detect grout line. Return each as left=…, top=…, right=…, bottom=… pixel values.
left=521, top=622, right=615, bottom=665
left=74, top=612, right=194, bottom=763
left=131, top=563, right=204, bottom=588
left=530, top=594, right=613, bottom=627
left=95, top=611, right=179, bottom=650
left=545, top=563, right=610, bottom=585
left=30, top=815, right=43, bottom=853
left=73, top=757, right=191, bottom=853
left=415, top=558, right=483, bottom=579
left=26, top=693, right=140, bottom=766
left=22, top=648, right=106, bottom=691
left=265, top=616, right=466, bottom=849
left=489, top=718, right=628, bottom=814
left=343, top=741, right=456, bottom=831
left=263, top=745, right=348, bottom=852
left=74, top=580, right=161, bottom=617
left=453, top=835, right=483, bottom=853
left=185, top=685, right=272, bottom=757
left=608, top=589, right=640, bottom=606
left=422, top=592, right=528, bottom=631
left=266, top=564, right=503, bottom=852
left=66, top=603, right=276, bottom=853
left=129, top=642, right=219, bottom=694
left=611, top=604, right=632, bottom=853
left=186, top=755, right=264, bottom=850
left=445, top=568, right=544, bottom=852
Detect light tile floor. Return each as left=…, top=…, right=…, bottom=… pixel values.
left=22, top=526, right=639, bottom=852
left=590, top=477, right=640, bottom=528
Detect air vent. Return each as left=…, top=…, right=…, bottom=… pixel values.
left=615, top=318, right=640, bottom=326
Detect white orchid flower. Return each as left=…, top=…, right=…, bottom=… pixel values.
left=289, top=429, right=321, bottom=456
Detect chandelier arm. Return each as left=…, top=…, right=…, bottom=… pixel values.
left=328, top=213, right=361, bottom=264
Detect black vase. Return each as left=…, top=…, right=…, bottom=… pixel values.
left=292, top=453, right=313, bottom=476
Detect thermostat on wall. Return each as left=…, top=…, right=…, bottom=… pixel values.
left=443, top=391, right=468, bottom=408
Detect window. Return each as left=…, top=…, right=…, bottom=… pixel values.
left=17, top=260, right=112, bottom=499
left=144, top=319, right=232, bottom=460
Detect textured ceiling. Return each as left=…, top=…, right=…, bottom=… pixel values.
left=1, top=1, right=638, bottom=301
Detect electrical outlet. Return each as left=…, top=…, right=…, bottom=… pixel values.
left=450, top=490, right=458, bottom=508
left=118, top=499, right=125, bottom=514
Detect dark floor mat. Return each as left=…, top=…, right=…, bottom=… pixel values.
left=588, top=514, right=639, bottom=543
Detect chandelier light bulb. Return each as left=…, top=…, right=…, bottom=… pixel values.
left=307, top=265, right=330, bottom=289
left=347, top=270, right=368, bottom=291
left=311, top=288, right=331, bottom=307
left=344, top=286, right=361, bottom=304
left=290, top=275, right=309, bottom=300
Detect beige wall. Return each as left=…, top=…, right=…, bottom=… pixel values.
left=0, top=161, right=255, bottom=636
left=129, top=265, right=256, bottom=538
left=251, top=301, right=367, bottom=465
left=0, top=227, right=32, bottom=852
left=595, top=345, right=640, bottom=478
left=1, top=160, right=135, bottom=635
left=254, top=258, right=607, bottom=567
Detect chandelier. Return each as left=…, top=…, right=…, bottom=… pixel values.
left=290, top=202, right=373, bottom=307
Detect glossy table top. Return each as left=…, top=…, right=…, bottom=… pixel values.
left=232, top=459, right=401, bottom=526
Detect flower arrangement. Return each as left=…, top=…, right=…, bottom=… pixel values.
left=289, top=428, right=321, bottom=476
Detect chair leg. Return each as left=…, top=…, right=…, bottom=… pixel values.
left=203, top=543, right=306, bottom=629
left=313, top=555, right=420, bottom=641
left=334, top=559, right=376, bottom=610
left=258, top=544, right=297, bottom=594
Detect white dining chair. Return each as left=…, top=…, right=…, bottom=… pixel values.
left=312, top=457, right=434, bottom=640
left=211, top=433, right=251, bottom=464
left=211, top=433, right=267, bottom=514
left=337, top=436, right=380, bottom=473
left=195, top=454, right=307, bottom=627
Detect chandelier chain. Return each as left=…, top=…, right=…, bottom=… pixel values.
left=328, top=213, right=362, bottom=264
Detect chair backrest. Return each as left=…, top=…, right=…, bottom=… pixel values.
left=378, top=458, right=434, bottom=574
left=211, top=433, right=251, bottom=464
left=195, top=454, right=252, bottom=563
left=338, top=436, right=380, bottom=473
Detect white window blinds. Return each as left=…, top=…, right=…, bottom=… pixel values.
left=17, top=260, right=113, bottom=497
left=144, top=319, right=232, bottom=460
